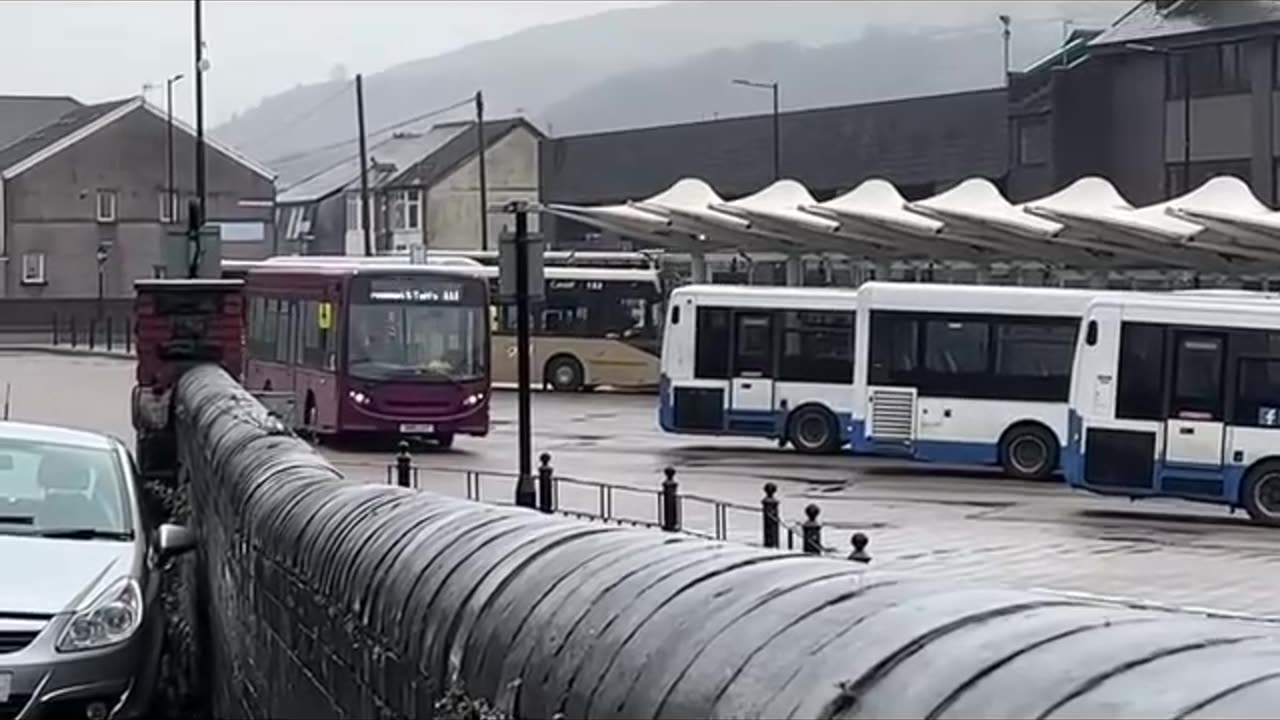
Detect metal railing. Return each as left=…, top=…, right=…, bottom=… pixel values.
left=50, top=312, right=133, bottom=354
left=382, top=442, right=873, bottom=563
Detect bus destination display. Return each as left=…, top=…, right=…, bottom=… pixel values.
left=365, top=277, right=472, bottom=304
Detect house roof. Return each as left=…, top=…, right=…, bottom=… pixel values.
left=0, top=95, right=276, bottom=182
left=1090, top=0, right=1280, bottom=48
left=276, top=117, right=542, bottom=204
left=0, top=95, right=82, bottom=151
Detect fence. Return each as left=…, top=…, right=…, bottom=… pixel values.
left=49, top=312, right=134, bottom=353
left=383, top=442, right=873, bottom=563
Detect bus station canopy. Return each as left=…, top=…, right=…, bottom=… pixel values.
left=544, top=173, right=1280, bottom=274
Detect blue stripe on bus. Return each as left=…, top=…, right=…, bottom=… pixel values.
left=657, top=377, right=856, bottom=443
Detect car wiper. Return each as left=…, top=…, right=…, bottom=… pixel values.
left=37, top=528, right=134, bottom=541
left=0, top=515, right=34, bottom=525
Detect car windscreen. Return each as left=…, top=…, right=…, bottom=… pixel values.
left=0, top=439, right=132, bottom=537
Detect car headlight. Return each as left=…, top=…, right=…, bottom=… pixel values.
left=461, top=392, right=485, bottom=407
left=348, top=389, right=371, bottom=406
left=57, top=577, right=143, bottom=652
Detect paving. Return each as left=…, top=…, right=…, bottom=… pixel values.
left=5, top=349, right=1280, bottom=617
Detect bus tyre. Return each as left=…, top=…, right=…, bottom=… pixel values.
left=1241, top=461, right=1280, bottom=527
left=546, top=356, right=585, bottom=392
left=999, top=424, right=1057, bottom=481
left=788, top=406, right=840, bottom=454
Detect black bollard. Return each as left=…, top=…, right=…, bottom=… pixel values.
left=125, top=317, right=132, bottom=354
left=52, top=312, right=59, bottom=346
left=537, top=452, right=555, bottom=514
left=395, top=440, right=412, bottom=488
left=88, top=318, right=97, bottom=350
left=660, top=466, right=680, bottom=532
left=802, top=504, right=822, bottom=555
left=761, top=482, right=779, bottom=549
left=848, top=532, right=871, bottom=564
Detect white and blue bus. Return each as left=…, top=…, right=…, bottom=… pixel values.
left=850, top=282, right=1100, bottom=480
left=658, top=285, right=859, bottom=453
left=1064, top=293, right=1280, bottom=525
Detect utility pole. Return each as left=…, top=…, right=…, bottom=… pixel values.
left=512, top=205, right=533, bottom=507
left=1000, top=14, right=1012, bottom=82
left=476, top=91, right=489, bottom=251
left=1181, top=52, right=1191, bottom=194
left=356, top=73, right=373, bottom=256
left=166, top=73, right=184, bottom=223
left=770, top=82, right=780, bottom=181
left=194, top=0, right=206, bottom=226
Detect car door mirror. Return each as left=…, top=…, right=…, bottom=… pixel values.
left=157, top=523, right=196, bottom=557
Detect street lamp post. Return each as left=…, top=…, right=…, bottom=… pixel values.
left=732, top=78, right=780, bottom=181
left=1127, top=43, right=1192, bottom=196
left=166, top=73, right=185, bottom=223
left=96, top=245, right=109, bottom=317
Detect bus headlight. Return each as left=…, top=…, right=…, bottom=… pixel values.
left=348, top=390, right=371, bottom=406
left=57, top=577, right=142, bottom=652
left=462, top=392, right=486, bottom=407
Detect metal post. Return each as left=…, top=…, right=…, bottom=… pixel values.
left=771, top=82, right=779, bottom=181
left=166, top=73, right=182, bottom=223
left=848, top=532, right=871, bottom=564
left=761, top=482, right=779, bottom=549
left=1000, top=14, right=1011, bottom=82
left=70, top=317, right=77, bottom=348
left=194, top=0, right=206, bottom=221
left=476, top=91, right=489, bottom=252
left=395, top=440, right=411, bottom=488
left=125, top=318, right=132, bottom=354
left=1182, top=50, right=1191, bottom=194
left=537, top=452, right=555, bottom=513
left=355, top=73, right=373, bottom=257
left=513, top=208, right=536, bottom=509
left=88, top=319, right=97, bottom=351
left=660, top=466, right=680, bottom=532
left=51, top=313, right=59, bottom=346
left=802, top=503, right=822, bottom=555
left=106, top=316, right=114, bottom=352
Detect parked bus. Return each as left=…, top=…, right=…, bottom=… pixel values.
left=240, top=263, right=491, bottom=447
left=226, top=257, right=665, bottom=392
left=852, top=282, right=1100, bottom=479
left=658, top=285, right=859, bottom=453
left=1064, top=293, right=1280, bottom=525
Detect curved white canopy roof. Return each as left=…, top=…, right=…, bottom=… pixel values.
left=549, top=172, right=1280, bottom=273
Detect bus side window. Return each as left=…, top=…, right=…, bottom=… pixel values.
left=1086, top=320, right=1098, bottom=346
left=670, top=305, right=681, bottom=325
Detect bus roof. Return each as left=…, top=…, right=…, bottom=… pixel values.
left=856, top=281, right=1100, bottom=315
left=229, top=257, right=659, bottom=285
left=242, top=263, right=487, bottom=280
left=670, top=284, right=858, bottom=307
left=1087, top=293, right=1280, bottom=330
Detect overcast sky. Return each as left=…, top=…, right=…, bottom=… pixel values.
left=2, top=0, right=662, bottom=126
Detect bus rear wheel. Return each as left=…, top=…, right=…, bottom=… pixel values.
left=1242, top=460, right=1280, bottom=527
left=788, top=406, right=840, bottom=454
left=999, top=424, right=1057, bottom=481
left=545, top=356, right=585, bottom=392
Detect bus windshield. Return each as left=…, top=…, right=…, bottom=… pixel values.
left=348, top=298, right=487, bottom=382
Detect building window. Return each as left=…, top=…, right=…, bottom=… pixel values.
left=1015, top=116, right=1049, bottom=166
left=346, top=193, right=363, bottom=231
left=21, top=252, right=46, bottom=285
left=389, top=189, right=422, bottom=231
left=158, top=191, right=176, bottom=223
left=1165, top=158, right=1252, bottom=196
left=96, top=190, right=117, bottom=223
left=1167, top=42, right=1249, bottom=99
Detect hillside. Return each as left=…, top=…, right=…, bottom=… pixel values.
left=212, top=0, right=1129, bottom=169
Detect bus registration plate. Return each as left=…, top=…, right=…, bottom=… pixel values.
left=400, top=423, right=435, bottom=434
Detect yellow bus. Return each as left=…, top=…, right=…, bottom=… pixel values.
left=489, top=267, right=664, bottom=392
left=225, top=258, right=666, bottom=392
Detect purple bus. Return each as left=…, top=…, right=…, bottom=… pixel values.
left=241, top=263, right=491, bottom=447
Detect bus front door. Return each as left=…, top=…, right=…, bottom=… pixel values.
left=1163, top=331, right=1227, bottom=471
left=729, top=312, right=775, bottom=421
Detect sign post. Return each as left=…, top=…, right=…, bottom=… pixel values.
left=496, top=200, right=544, bottom=508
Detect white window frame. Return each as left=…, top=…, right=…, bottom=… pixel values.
left=389, top=189, right=422, bottom=232
left=21, top=252, right=46, bottom=285
left=96, top=190, right=117, bottom=223
left=346, top=193, right=363, bottom=232
left=159, top=191, right=175, bottom=223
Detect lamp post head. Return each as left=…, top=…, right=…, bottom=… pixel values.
left=96, top=246, right=109, bottom=265
left=169, top=72, right=185, bottom=85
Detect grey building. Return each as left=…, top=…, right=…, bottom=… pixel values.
left=0, top=95, right=276, bottom=298
left=540, top=87, right=1010, bottom=248
left=274, top=118, right=543, bottom=256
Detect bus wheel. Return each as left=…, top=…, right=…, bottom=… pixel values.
left=1242, top=461, right=1280, bottom=527
left=999, top=424, right=1057, bottom=481
left=788, top=406, right=839, bottom=454
left=545, top=356, right=585, bottom=392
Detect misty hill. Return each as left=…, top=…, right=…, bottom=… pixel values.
left=213, top=0, right=1129, bottom=171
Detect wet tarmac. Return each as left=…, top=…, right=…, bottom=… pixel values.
left=5, top=349, right=1280, bottom=617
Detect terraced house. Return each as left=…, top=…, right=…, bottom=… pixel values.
left=0, top=94, right=275, bottom=298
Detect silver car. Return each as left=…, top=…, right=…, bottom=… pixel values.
left=0, top=421, right=195, bottom=720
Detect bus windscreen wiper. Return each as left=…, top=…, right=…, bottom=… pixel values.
left=37, top=528, right=134, bottom=541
